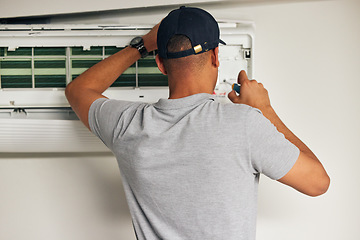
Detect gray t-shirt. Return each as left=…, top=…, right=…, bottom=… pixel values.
left=89, top=93, right=299, bottom=240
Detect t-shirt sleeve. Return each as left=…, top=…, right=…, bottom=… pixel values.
left=246, top=108, right=300, bottom=180
left=88, top=98, right=143, bottom=150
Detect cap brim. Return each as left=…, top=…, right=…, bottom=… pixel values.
left=220, top=39, right=226, bottom=45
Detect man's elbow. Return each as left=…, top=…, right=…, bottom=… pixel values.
left=65, top=82, right=80, bottom=109
left=65, top=82, right=75, bottom=102
left=308, top=174, right=330, bottom=197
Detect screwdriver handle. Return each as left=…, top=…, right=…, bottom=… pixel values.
left=232, top=83, right=241, bottom=94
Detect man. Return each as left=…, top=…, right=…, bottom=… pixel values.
left=66, top=6, right=329, bottom=240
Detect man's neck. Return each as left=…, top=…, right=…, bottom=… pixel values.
left=167, top=74, right=215, bottom=99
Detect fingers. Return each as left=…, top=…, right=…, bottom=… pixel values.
left=238, top=70, right=249, bottom=85
left=227, top=90, right=239, bottom=103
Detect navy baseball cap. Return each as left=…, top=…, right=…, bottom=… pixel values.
left=157, top=6, right=226, bottom=59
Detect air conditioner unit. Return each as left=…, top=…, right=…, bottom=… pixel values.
left=0, top=22, right=254, bottom=152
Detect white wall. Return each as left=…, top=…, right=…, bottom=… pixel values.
left=1, top=0, right=359, bottom=239
left=0, top=153, right=136, bottom=240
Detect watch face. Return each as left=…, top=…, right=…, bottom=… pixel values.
left=130, top=36, right=148, bottom=58
left=130, top=36, right=142, bottom=46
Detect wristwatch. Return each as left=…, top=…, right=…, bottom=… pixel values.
left=130, top=36, right=148, bottom=58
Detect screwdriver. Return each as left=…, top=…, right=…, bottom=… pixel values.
left=232, top=83, right=241, bottom=94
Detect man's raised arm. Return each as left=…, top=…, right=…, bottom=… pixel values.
left=228, top=70, right=330, bottom=197
left=65, top=23, right=160, bottom=130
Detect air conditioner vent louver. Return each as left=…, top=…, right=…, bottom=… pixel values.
left=0, top=46, right=166, bottom=89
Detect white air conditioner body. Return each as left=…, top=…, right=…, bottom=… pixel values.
left=0, top=22, right=254, bottom=152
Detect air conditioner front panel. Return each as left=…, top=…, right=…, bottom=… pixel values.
left=0, top=118, right=109, bottom=152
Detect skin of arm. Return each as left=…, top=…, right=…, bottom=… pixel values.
left=65, top=23, right=160, bottom=130
left=228, top=70, right=330, bottom=197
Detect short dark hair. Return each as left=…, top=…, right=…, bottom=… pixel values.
left=162, top=35, right=210, bottom=73
left=167, top=34, right=192, bottom=53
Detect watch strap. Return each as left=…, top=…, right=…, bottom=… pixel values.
left=130, top=37, right=149, bottom=58
left=137, top=44, right=148, bottom=58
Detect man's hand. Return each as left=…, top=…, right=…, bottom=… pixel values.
left=143, top=22, right=161, bottom=52
left=228, top=70, right=271, bottom=112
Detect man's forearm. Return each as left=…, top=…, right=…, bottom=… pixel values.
left=67, top=46, right=141, bottom=94
left=65, top=23, right=160, bottom=130
left=67, top=22, right=160, bottom=94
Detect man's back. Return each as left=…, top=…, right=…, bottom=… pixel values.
left=89, top=93, right=299, bottom=240
left=66, top=6, right=329, bottom=239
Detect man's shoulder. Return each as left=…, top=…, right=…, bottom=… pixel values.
left=89, top=98, right=151, bottom=124
left=92, top=98, right=149, bottom=110
left=217, top=102, right=262, bottom=116
left=197, top=101, right=264, bottom=127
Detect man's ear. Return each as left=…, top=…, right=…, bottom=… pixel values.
left=155, top=55, right=167, bottom=75
left=211, top=47, right=220, bottom=68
